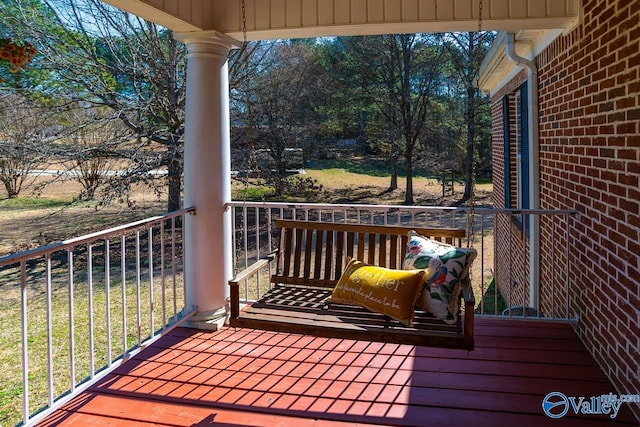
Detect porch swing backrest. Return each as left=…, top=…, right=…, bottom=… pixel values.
left=272, top=220, right=465, bottom=289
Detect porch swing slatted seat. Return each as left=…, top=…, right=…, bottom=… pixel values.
left=229, top=220, right=475, bottom=350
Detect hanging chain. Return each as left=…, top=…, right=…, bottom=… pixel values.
left=466, top=0, right=483, bottom=248
left=241, top=0, right=247, bottom=45
left=478, top=0, right=483, bottom=35
left=239, top=0, right=263, bottom=204
left=473, top=0, right=484, bottom=97
left=240, top=0, right=252, bottom=204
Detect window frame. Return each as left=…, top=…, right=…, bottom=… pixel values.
left=504, top=83, right=530, bottom=235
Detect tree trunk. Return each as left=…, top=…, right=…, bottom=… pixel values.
left=404, top=150, right=414, bottom=205
left=167, top=151, right=182, bottom=212
left=389, top=153, right=398, bottom=191
left=2, top=175, right=22, bottom=198
left=4, top=181, right=19, bottom=198
left=461, top=33, right=479, bottom=204
left=274, top=162, right=286, bottom=197
left=461, top=84, right=476, bottom=204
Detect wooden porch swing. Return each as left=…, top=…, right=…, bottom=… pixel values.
left=228, top=1, right=484, bottom=351
left=229, top=220, right=476, bottom=350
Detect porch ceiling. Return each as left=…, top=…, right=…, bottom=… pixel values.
left=100, top=0, right=582, bottom=40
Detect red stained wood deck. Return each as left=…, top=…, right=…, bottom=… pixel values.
left=38, top=318, right=639, bottom=426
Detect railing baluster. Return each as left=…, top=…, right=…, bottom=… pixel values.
left=493, top=220, right=498, bottom=316
left=522, top=214, right=528, bottom=317
left=267, top=207, right=273, bottom=253
left=68, top=249, right=76, bottom=391
left=105, top=239, right=112, bottom=366
left=231, top=206, right=237, bottom=276
left=149, top=227, right=154, bottom=336
left=551, top=218, right=556, bottom=318
left=267, top=207, right=273, bottom=285
left=182, top=216, right=187, bottom=314
left=254, top=207, right=261, bottom=300
left=136, top=231, right=141, bottom=347
left=507, top=217, right=513, bottom=317
left=46, top=255, right=53, bottom=407
left=480, top=213, right=485, bottom=316
left=21, top=260, right=29, bottom=423
left=121, top=234, right=127, bottom=355
left=88, top=244, right=95, bottom=378
left=161, top=220, right=166, bottom=327
left=565, top=213, right=571, bottom=319
left=171, top=217, right=177, bottom=323
left=255, top=206, right=260, bottom=265
left=243, top=206, right=248, bottom=270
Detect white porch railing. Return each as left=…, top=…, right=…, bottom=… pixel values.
left=1, top=201, right=579, bottom=425
left=228, top=201, right=579, bottom=321
left=0, top=208, right=195, bottom=427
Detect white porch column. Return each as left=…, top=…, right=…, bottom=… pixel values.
left=177, top=31, right=240, bottom=328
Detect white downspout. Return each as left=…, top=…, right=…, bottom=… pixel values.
left=505, top=33, right=541, bottom=311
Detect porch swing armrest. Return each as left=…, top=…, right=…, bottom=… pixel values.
left=463, top=299, right=475, bottom=348
left=460, top=276, right=475, bottom=348
left=229, top=251, right=278, bottom=319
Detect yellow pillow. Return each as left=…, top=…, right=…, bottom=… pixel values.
left=328, top=258, right=425, bottom=326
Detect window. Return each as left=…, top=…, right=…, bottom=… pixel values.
left=502, top=96, right=511, bottom=208
left=515, top=84, right=530, bottom=214
left=503, top=83, right=530, bottom=233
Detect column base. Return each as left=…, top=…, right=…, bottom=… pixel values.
left=184, top=306, right=228, bottom=331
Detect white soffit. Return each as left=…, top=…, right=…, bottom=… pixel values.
left=99, top=0, right=202, bottom=32
left=101, top=0, right=582, bottom=41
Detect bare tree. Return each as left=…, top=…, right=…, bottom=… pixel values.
left=0, top=95, right=48, bottom=198
left=234, top=41, right=321, bottom=197
left=60, top=108, right=131, bottom=200
left=2, top=0, right=186, bottom=211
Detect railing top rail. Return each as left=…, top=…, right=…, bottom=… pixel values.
left=226, top=201, right=578, bottom=216
left=0, top=207, right=195, bottom=267
left=275, top=219, right=466, bottom=237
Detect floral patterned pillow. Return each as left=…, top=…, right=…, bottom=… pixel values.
left=403, top=231, right=477, bottom=324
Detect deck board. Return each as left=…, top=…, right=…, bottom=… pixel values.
left=37, top=318, right=639, bottom=426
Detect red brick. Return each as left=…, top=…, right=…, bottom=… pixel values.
left=627, top=108, right=640, bottom=120
left=616, top=122, right=637, bottom=133
left=629, top=52, right=640, bottom=67
left=618, top=149, right=638, bottom=160
left=619, top=198, right=639, bottom=216
left=606, top=113, right=625, bottom=124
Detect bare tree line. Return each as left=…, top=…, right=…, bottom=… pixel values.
left=0, top=0, right=493, bottom=207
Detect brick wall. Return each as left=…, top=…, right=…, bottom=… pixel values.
left=491, top=0, right=639, bottom=419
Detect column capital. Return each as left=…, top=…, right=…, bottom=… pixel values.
left=174, top=30, right=241, bottom=51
